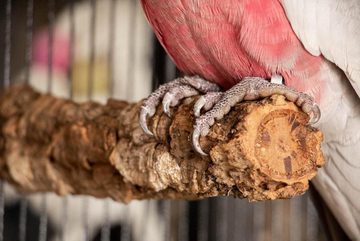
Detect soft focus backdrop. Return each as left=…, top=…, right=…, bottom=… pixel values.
left=0, top=0, right=327, bottom=240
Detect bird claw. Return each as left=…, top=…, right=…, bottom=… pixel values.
left=139, top=106, right=155, bottom=136
left=162, top=93, right=173, bottom=117
left=306, top=103, right=321, bottom=125
left=194, top=96, right=206, bottom=117
left=293, top=93, right=321, bottom=125
left=193, top=92, right=223, bottom=117
left=190, top=76, right=322, bottom=156
left=192, top=128, right=208, bottom=156
left=140, top=76, right=320, bottom=156
left=139, top=76, right=221, bottom=136
left=192, top=116, right=213, bottom=156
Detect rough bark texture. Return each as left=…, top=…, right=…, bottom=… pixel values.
left=0, top=85, right=325, bottom=203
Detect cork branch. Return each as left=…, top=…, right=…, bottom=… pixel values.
left=0, top=85, right=324, bottom=203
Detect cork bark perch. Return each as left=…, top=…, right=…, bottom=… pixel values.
left=0, top=85, right=325, bottom=203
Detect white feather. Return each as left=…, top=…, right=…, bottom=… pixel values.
left=281, top=0, right=360, bottom=239
left=282, top=0, right=360, bottom=95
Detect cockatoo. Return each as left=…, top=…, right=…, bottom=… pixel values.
left=139, top=0, right=360, bottom=240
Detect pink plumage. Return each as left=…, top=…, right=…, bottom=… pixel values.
left=140, top=1, right=360, bottom=239
left=141, top=0, right=326, bottom=101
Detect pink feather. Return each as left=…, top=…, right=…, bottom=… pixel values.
left=141, top=0, right=327, bottom=102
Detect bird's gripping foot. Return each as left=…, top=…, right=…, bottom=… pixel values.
left=140, top=76, right=320, bottom=156
left=139, top=76, right=221, bottom=135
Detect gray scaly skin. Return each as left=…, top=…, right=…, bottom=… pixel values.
left=140, top=76, right=321, bottom=155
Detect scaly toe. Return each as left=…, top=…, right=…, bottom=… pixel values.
left=188, top=76, right=322, bottom=155
left=193, top=92, right=223, bottom=117
left=140, top=76, right=222, bottom=136
left=162, top=85, right=200, bottom=117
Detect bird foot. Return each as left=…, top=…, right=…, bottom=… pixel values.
left=193, top=92, right=223, bottom=117
left=192, top=76, right=321, bottom=155
left=139, top=76, right=221, bottom=135
left=140, top=76, right=320, bottom=156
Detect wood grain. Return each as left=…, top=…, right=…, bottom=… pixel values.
left=0, top=85, right=325, bottom=203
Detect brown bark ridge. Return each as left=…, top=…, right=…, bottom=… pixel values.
left=0, top=85, right=325, bottom=203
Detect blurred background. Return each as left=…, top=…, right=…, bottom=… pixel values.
left=0, top=0, right=328, bottom=240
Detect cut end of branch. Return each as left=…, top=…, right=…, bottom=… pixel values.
left=147, top=94, right=324, bottom=201
left=0, top=85, right=325, bottom=202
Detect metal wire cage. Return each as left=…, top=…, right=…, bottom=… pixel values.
left=0, top=0, right=328, bottom=241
